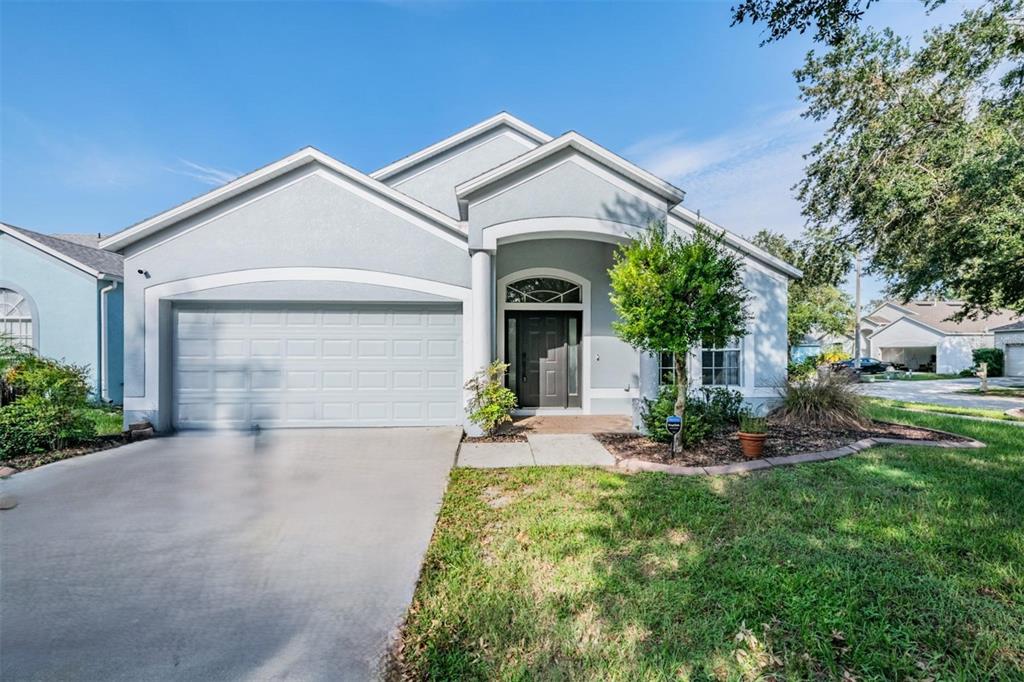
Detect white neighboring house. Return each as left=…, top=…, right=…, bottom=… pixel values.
left=859, top=300, right=1020, bottom=374
left=791, top=330, right=854, bottom=362
left=994, top=321, right=1024, bottom=377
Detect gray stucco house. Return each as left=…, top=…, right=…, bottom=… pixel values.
left=0, top=223, right=124, bottom=403
left=100, top=113, right=800, bottom=432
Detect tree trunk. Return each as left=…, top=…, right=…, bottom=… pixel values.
left=673, top=350, right=688, bottom=452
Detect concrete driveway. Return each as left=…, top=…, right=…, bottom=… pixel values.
left=0, top=427, right=460, bottom=681
left=857, top=376, right=1024, bottom=412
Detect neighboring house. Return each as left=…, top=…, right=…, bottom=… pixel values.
left=0, top=223, right=125, bottom=403
left=791, top=330, right=854, bottom=362
left=859, top=300, right=1019, bottom=374
left=99, top=113, right=800, bottom=432
left=993, top=321, right=1024, bottom=377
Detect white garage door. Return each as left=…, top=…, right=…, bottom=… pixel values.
left=1006, top=345, right=1024, bottom=377
left=172, top=303, right=463, bottom=429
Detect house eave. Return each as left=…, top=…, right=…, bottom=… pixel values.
left=1, top=223, right=110, bottom=280
left=100, top=147, right=466, bottom=253
left=370, top=112, right=553, bottom=182
left=454, top=132, right=687, bottom=213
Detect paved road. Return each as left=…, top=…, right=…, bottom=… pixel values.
left=857, top=376, right=1024, bottom=412
left=0, top=427, right=460, bottom=681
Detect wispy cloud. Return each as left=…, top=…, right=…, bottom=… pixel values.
left=165, top=159, right=239, bottom=186
left=626, top=106, right=820, bottom=239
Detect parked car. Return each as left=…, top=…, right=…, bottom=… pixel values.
left=833, top=357, right=887, bottom=374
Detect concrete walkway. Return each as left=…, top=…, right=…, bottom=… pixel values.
left=458, top=433, right=615, bottom=468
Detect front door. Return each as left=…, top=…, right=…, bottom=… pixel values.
left=507, top=312, right=581, bottom=408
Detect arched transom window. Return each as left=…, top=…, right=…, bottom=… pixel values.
left=0, top=288, right=34, bottom=349
left=505, top=277, right=581, bottom=304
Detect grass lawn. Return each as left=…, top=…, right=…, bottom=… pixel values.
left=868, top=397, right=1022, bottom=422
left=83, top=406, right=124, bottom=435
left=958, top=386, right=1024, bottom=399
left=887, top=372, right=962, bottom=381
left=401, top=407, right=1024, bottom=680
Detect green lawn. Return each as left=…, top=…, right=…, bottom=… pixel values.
left=83, top=406, right=123, bottom=436
left=868, top=397, right=1022, bottom=421
left=401, top=407, right=1024, bottom=680
left=957, top=386, right=1024, bottom=398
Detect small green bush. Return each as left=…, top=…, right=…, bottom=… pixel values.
left=465, top=360, right=518, bottom=436
left=0, top=395, right=96, bottom=458
left=772, top=371, right=867, bottom=429
left=642, top=385, right=745, bottom=445
left=739, top=414, right=768, bottom=434
left=787, top=356, right=821, bottom=381
left=3, top=353, right=90, bottom=405
left=972, top=348, right=1004, bottom=377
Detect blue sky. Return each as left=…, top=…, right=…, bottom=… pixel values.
left=0, top=0, right=975, bottom=304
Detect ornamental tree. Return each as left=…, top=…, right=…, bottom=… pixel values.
left=609, top=223, right=750, bottom=450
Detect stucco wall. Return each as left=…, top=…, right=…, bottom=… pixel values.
left=104, top=283, right=124, bottom=403
left=385, top=127, right=538, bottom=218
left=743, top=265, right=789, bottom=389
left=119, top=164, right=471, bottom=425
left=468, top=150, right=666, bottom=233
left=0, top=234, right=107, bottom=399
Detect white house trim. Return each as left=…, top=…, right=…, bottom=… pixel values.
left=101, top=148, right=464, bottom=252
left=455, top=132, right=686, bottom=211
left=389, top=129, right=541, bottom=189
left=371, top=112, right=552, bottom=181
left=479, top=217, right=641, bottom=251
left=668, top=208, right=802, bottom=280
left=125, top=166, right=468, bottom=259
left=0, top=223, right=122, bottom=281
left=465, top=154, right=672, bottom=219
left=129, top=268, right=474, bottom=420
left=496, top=267, right=592, bottom=413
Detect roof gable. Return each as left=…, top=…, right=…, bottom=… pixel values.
left=100, top=147, right=464, bottom=252
left=455, top=132, right=686, bottom=219
left=370, top=112, right=551, bottom=182
left=1, top=223, right=123, bottom=279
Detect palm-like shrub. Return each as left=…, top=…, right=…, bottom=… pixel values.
left=772, top=371, right=867, bottom=430
left=465, top=360, right=518, bottom=436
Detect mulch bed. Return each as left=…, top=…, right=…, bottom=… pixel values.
left=595, top=420, right=969, bottom=468
left=462, top=421, right=532, bottom=444
left=0, top=434, right=127, bottom=474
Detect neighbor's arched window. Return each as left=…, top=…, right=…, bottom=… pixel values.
left=0, top=288, right=34, bottom=350
left=505, top=277, right=581, bottom=304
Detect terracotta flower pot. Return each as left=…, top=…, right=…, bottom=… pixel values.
left=737, top=432, right=767, bottom=459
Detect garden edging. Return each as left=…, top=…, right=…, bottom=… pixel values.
left=614, top=431, right=986, bottom=477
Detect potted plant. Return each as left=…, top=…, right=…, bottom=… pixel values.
left=737, top=414, right=768, bottom=458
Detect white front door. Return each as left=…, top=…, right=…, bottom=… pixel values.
left=172, top=303, right=462, bottom=429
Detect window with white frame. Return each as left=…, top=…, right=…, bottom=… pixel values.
left=659, top=352, right=676, bottom=385
left=505, top=277, right=581, bottom=304
left=0, top=288, right=33, bottom=350
left=701, top=341, right=741, bottom=386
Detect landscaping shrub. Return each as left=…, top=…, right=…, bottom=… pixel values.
left=787, top=356, right=820, bottom=381
left=972, top=348, right=1003, bottom=377
left=465, top=360, right=518, bottom=436
left=0, top=346, right=99, bottom=459
left=0, top=394, right=95, bottom=458
left=772, top=370, right=868, bottom=429
left=642, top=385, right=744, bottom=445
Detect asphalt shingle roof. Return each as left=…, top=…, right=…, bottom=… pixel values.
left=3, top=224, right=123, bottom=278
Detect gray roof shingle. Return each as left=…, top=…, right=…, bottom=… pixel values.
left=2, top=224, right=123, bottom=278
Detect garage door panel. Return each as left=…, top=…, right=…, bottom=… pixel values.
left=173, top=303, right=462, bottom=429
